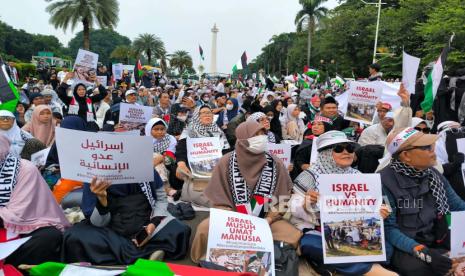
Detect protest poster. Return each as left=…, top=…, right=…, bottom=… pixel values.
left=206, top=208, right=275, bottom=275
left=344, top=81, right=382, bottom=125
left=268, top=143, right=291, bottom=167
left=118, top=103, right=153, bottom=131
left=30, top=147, right=50, bottom=167
left=318, top=174, right=386, bottom=264
left=122, top=65, right=136, bottom=84
left=96, top=76, right=107, bottom=86
left=402, top=51, right=421, bottom=94
left=451, top=211, right=465, bottom=258
left=73, top=49, right=98, bottom=85
left=55, top=128, right=153, bottom=184
left=186, top=137, right=222, bottom=178
left=112, top=63, right=123, bottom=80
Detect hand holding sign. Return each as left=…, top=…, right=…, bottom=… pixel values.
left=397, top=83, right=410, bottom=106
left=90, top=177, right=111, bottom=207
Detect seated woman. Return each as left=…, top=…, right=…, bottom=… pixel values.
left=280, top=104, right=305, bottom=143
left=174, top=105, right=230, bottom=204
left=0, top=110, right=33, bottom=157
left=144, top=118, right=178, bottom=199
left=246, top=111, right=277, bottom=143
left=381, top=127, right=465, bottom=276
left=62, top=172, right=191, bottom=265
left=0, top=135, right=69, bottom=267
left=190, top=121, right=302, bottom=263
left=290, top=131, right=395, bottom=276
left=22, top=105, right=56, bottom=147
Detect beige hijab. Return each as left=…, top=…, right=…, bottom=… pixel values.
left=205, top=121, right=293, bottom=209
left=22, top=105, right=56, bottom=147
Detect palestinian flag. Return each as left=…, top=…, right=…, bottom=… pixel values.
left=335, top=74, right=346, bottom=87
left=298, top=74, right=309, bottom=89
left=134, top=59, right=143, bottom=83
left=199, top=45, right=205, bottom=61
left=0, top=63, right=20, bottom=112
left=304, top=68, right=319, bottom=77
left=232, top=51, right=247, bottom=73
left=420, top=36, right=453, bottom=112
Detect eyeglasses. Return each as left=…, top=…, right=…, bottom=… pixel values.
left=332, top=143, right=355, bottom=154
left=403, top=145, right=434, bottom=152
left=414, top=127, right=431, bottom=134
left=0, top=116, right=14, bottom=122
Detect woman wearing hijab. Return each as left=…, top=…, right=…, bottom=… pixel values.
left=58, top=72, right=108, bottom=125
left=22, top=105, right=56, bottom=147
left=292, top=115, right=333, bottom=179
left=225, top=98, right=239, bottom=122
left=246, top=112, right=277, bottom=143
left=290, top=131, right=394, bottom=276
left=145, top=118, right=178, bottom=198
left=190, top=120, right=302, bottom=263
left=0, top=135, right=70, bottom=267
left=0, top=110, right=33, bottom=156
left=175, top=105, right=230, bottom=182
left=382, top=127, right=465, bottom=276
left=62, top=173, right=191, bottom=264
left=280, top=104, right=306, bottom=143
left=302, top=95, right=321, bottom=124
left=270, top=100, right=283, bottom=141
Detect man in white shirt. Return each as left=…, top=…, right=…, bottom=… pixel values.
left=216, top=77, right=226, bottom=93
left=358, top=111, right=394, bottom=146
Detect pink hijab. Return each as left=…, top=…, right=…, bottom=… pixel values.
left=0, top=135, right=70, bottom=234
left=22, top=105, right=56, bottom=147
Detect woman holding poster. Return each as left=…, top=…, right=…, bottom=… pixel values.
left=290, top=131, right=395, bottom=276
left=382, top=127, right=465, bottom=276
left=190, top=121, right=302, bottom=263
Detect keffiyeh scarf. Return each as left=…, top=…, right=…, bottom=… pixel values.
left=0, top=153, right=21, bottom=207
left=153, top=135, right=171, bottom=153
left=187, top=107, right=223, bottom=138
left=390, top=159, right=450, bottom=215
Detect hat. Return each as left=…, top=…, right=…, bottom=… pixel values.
left=437, top=121, right=461, bottom=133
left=138, top=86, right=146, bottom=90
left=29, top=92, right=43, bottom=102
left=41, top=89, right=53, bottom=96
left=386, top=127, right=438, bottom=155
left=380, top=102, right=392, bottom=111
left=384, top=112, right=394, bottom=119
left=321, top=96, right=337, bottom=106
left=314, top=115, right=333, bottom=125
left=316, top=130, right=356, bottom=151
left=125, top=90, right=137, bottom=97
left=411, top=117, right=426, bottom=128
left=0, top=110, right=15, bottom=118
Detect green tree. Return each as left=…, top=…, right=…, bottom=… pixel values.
left=46, top=0, right=119, bottom=50
left=169, top=50, right=193, bottom=74
left=110, top=45, right=135, bottom=64
left=295, top=0, right=328, bottom=67
left=133, top=33, right=166, bottom=65
left=66, top=29, right=131, bottom=65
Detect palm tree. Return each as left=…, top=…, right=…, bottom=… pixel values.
left=133, top=33, right=166, bottom=65
left=46, top=0, right=119, bottom=50
left=110, top=45, right=135, bottom=64
left=295, top=0, right=328, bottom=67
left=169, top=50, right=193, bottom=74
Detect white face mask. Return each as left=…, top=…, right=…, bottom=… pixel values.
left=177, top=115, right=188, bottom=122
left=226, top=104, right=234, bottom=111
left=247, top=135, right=268, bottom=153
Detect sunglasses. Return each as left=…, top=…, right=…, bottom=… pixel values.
left=414, top=127, right=431, bottom=134
left=332, top=143, right=355, bottom=154
left=403, top=145, right=434, bottom=152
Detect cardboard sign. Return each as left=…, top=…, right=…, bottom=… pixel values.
left=30, top=147, right=51, bottom=167
left=119, top=103, right=153, bottom=131
left=55, top=128, right=153, bottom=184
left=402, top=51, right=421, bottom=95
left=186, top=137, right=222, bottom=178
left=268, top=143, right=291, bottom=167
left=344, top=81, right=382, bottom=125
left=318, top=174, right=386, bottom=264
left=206, top=208, right=275, bottom=275
left=112, top=63, right=123, bottom=80
left=73, top=49, right=98, bottom=85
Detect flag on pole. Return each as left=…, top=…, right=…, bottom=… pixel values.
left=0, top=63, right=20, bottom=112
left=335, top=74, right=346, bottom=87
left=134, top=59, right=143, bottom=83
left=199, top=45, right=205, bottom=61
left=420, top=35, right=453, bottom=112
left=232, top=51, right=247, bottom=73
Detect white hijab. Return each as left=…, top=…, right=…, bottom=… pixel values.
left=0, top=110, right=32, bottom=156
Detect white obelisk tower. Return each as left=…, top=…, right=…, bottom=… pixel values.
left=210, top=23, right=219, bottom=75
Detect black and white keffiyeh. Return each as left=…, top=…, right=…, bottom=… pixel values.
left=153, top=135, right=171, bottom=153
left=0, top=153, right=21, bottom=207
left=390, top=158, right=450, bottom=215
left=187, top=106, right=223, bottom=138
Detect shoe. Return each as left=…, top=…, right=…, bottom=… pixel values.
left=149, top=250, right=165, bottom=261
left=167, top=203, right=182, bottom=219
left=178, top=202, right=195, bottom=220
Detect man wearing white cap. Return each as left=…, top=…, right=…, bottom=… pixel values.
left=381, top=127, right=465, bottom=276
left=358, top=111, right=395, bottom=146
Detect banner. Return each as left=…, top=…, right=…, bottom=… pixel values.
left=30, top=147, right=51, bottom=167
left=206, top=208, right=275, bottom=275
left=318, top=174, right=386, bottom=264
left=122, top=65, right=136, bottom=84
left=73, top=49, right=99, bottom=85
left=186, top=137, right=222, bottom=178
left=112, top=63, right=123, bottom=80
left=451, top=211, right=465, bottom=258
left=267, top=143, right=291, bottom=167
left=119, top=103, right=153, bottom=131
left=55, top=128, right=153, bottom=184
left=344, top=81, right=382, bottom=125
left=96, top=76, right=107, bottom=86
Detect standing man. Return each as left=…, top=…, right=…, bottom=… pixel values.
left=368, top=63, right=382, bottom=81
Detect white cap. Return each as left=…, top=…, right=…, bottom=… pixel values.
left=411, top=117, right=426, bottom=128
left=384, top=111, right=395, bottom=119
left=316, top=130, right=356, bottom=151
left=125, top=89, right=137, bottom=97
